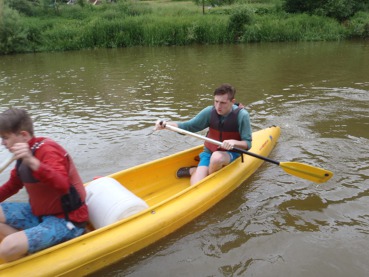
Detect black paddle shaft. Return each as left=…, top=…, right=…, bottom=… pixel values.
left=233, top=147, right=280, bottom=166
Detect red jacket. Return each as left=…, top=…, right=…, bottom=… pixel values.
left=0, top=137, right=88, bottom=223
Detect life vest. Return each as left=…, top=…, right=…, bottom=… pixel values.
left=17, top=139, right=85, bottom=220
left=204, top=107, right=242, bottom=153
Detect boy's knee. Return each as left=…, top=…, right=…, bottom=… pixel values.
left=0, top=233, right=28, bottom=262
left=210, top=152, right=222, bottom=163
left=210, top=151, right=229, bottom=165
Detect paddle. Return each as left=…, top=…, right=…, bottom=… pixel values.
left=161, top=123, right=333, bottom=183
left=0, top=156, right=16, bottom=174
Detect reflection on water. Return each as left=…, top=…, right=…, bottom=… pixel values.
left=0, top=41, right=369, bottom=276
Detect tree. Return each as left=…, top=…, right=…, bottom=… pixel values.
left=227, top=8, right=254, bottom=42
left=283, top=0, right=369, bottom=21
left=0, top=4, right=28, bottom=54
left=4, top=0, right=37, bottom=16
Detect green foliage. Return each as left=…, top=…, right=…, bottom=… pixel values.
left=58, top=4, right=90, bottom=19
left=142, top=18, right=192, bottom=46
left=244, top=13, right=346, bottom=42
left=4, top=0, right=62, bottom=16
left=193, top=0, right=237, bottom=8
left=0, top=5, right=28, bottom=54
left=23, top=18, right=50, bottom=51
left=227, top=7, right=254, bottom=41
left=41, top=20, right=85, bottom=50
left=81, top=17, right=145, bottom=48
left=346, top=11, right=369, bottom=39
left=0, top=0, right=369, bottom=54
left=283, top=0, right=369, bottom=22
left=324, top=0, right=355, bottom=21
left=5, top=0, right=35, bottom=16
left=189, top=16, right=229, bottom=44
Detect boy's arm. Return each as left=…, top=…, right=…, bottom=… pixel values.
left=238, top=109, right=252, bottom=149
left=178, top=106, right=212, bottom=132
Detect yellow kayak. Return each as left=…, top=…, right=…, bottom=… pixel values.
left=0, top=126, right=281, bottom=276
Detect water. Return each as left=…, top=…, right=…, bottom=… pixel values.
left=0, top=41, right=368, bottom=276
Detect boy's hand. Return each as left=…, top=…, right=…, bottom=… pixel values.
left=154, top=120, right=166, bottom=131
left=11, top=143, right=40, bottom=171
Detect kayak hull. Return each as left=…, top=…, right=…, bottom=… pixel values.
left=0, top=126, right=280, bottom=276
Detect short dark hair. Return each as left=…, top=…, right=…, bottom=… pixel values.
left=213, top=84, right=236, bottom=100
left=0, top=108, right=34, bottom=136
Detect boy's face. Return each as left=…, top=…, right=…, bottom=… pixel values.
left=1, top=132, right=26, bottom=150
left=214, top=94, right=235, bottom=116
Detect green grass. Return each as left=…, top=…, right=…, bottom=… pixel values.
left=1, top=0, right=368, bottom=54
left=244, top=13, right=347, bottom=42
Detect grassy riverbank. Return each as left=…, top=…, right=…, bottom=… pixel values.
left=1, top=0, right=369, bottom=54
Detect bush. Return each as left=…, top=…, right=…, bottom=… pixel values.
left=227, top=7, right=254, bottom=42
left=82, top=18, right=142, bottom=48
left=41, top=20, right=85, bottom=51
left=0, top=5, right=28, bottom=54
left=346, top=11, right=369, bottom=39
left=5, top=0, right=37, bottom=16
left=193, top=0, right=237, bottom=8
left=1, top=0, right=368, bottom=54
left=283, top=0, right=369, bottom=22
left=4, top=0, right=60, bottom=16
left=243, top=13, right=346, bottom=42
left=324, top=0, right=357, bottom=22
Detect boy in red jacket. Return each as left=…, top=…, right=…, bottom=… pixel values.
left=0, top=108, right=88, bottom=262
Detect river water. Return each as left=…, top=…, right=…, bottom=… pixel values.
left=0, top=41, right=368, bottom=276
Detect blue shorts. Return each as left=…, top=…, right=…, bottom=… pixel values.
left=1, top=202, right=85, bottom=254
left=198, top=151, right=241, bottom=167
